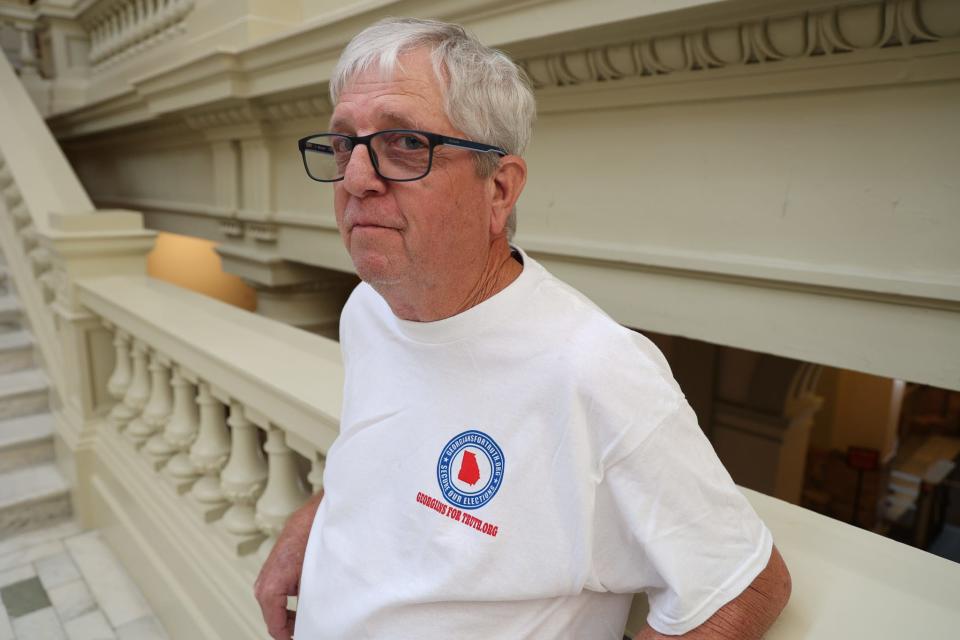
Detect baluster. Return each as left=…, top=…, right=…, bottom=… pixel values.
left=105, top=327, right=132, bottom=402
left=143, top=356, right=177, bottom=467
left=189, top=382, right=231, bottom=521
left=255, top=428, right=309, bottom=559
left=220, top=402, right=268, bottom=555
left=307, top=451, right=326, bottom=495
left=18, top=26, right=37, bottom=74
left=2, top=180, right=21, bottom=209
left=126, top=350, right=170, bottom=448
left=163, top=366, right=201, bottom=493
left=110, top=339, right=149, bottom=432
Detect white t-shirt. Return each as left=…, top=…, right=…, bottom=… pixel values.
left=295, top=249, right=772, bottom=639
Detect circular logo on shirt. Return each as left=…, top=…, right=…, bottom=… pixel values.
left=436, top=430, right=505, bottom=510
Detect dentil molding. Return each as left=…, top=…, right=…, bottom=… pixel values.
left=183, top=95, right=332, bottom=131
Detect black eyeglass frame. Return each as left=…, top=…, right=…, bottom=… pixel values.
left=297, top=129, right=509, bottom=183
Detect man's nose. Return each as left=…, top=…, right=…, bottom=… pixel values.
left=341, top=144, right=386, bottom=197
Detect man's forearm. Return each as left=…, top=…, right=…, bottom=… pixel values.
left=255, top=491, right=325, bottom=640
left=634, top=546, right=791, bottom=640
left=280, top=490, right=324, bottom=545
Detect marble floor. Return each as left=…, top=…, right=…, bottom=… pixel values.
left=0, top=520, right=169, bottom=640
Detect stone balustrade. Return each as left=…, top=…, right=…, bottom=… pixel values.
left=78, top=274, right=340, bottom=564
left=0, top=153, right=56, bottom=302
left=84, top=0, right=195, bottom=69
left=104, top=321, right=322, bottom=554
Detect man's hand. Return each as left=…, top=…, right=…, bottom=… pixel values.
left=254, top=492, right=324, bottom=640
left=635, top=545, right=791, bottom=640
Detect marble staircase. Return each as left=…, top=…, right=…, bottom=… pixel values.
left=0, top=261, right=71, bottom=539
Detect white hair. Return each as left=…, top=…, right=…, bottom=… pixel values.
left=330, top=17, right=537, bottom=238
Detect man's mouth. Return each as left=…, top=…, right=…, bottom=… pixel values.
left=352, top=223, right=394, bottom=230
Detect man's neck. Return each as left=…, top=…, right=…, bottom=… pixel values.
left=376, top=242, right=523, bottom=322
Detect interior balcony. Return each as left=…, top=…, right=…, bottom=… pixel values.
left=0, top=0, right=959, bottom=638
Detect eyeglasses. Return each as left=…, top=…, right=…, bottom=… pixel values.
left=297, top=129, right=508, bottom=182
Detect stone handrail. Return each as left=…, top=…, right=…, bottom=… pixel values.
left=0, top=44, right=98, bottom=395
left=0, top=43, right=93, bottom=225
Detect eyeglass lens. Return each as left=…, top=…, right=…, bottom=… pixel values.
left=303, top=132, right=432, bottom=181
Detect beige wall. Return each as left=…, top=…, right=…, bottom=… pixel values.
left=41, top=0, right=960, bottom=391
left=811, top=368, right=905, bottom=461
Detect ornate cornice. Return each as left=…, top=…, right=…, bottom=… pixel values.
left=182, top=94, right=331, bottom=131
left=518, top=0, right=957, bottom=89
left=184, top=104, right=261, bottom=130
left=260, top=96, right=332, bottom=123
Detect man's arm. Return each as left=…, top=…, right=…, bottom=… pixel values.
left=635, top=545, right=791, bottom=640
left=254, top=491, right=324, bottom=640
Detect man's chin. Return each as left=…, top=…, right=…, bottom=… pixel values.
left=350, top=254, right=403, bottom=287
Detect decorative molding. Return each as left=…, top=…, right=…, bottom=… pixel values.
left=518, top=0, right=955, bottom=89
left=44, top=0, right=960, bottom=139
left=248, top=223, right=277, bottom=244
left=183, top=94, right=331, bottom=131
left=260, top=95, right=331, bottom=122
left=219, top=219, right=243, bottom=238
left=184, top=104, right=261, bottom=130
left=520, top=234, right=960, bottom=311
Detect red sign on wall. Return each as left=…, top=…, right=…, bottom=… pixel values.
left=847, top=446, right=881, bottom=472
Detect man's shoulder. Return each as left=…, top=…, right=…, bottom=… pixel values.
left=532, top=266, right=673, bottom=380
left=530, top=266, right=686, bottom=463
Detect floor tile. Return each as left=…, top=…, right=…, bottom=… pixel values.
left=0, top=576, right=50, bottom=618
left=64, top=609, right=116, bottom=640
left=0, top=539, right=65, bottom=572
left=11, top=607, right=66, bottom=640
left=0, top=521, right=81, bottom=557
left=115, top=615, right=169, bottom=640
left=48, top=579, right=96, bottom=622
left=0, top=564, right=34, bottom=589
left=36, top=551, right=82, bottom=591
left=0, top=602, right=12, bottom=640
left=64, top=532, right=151, bottom=628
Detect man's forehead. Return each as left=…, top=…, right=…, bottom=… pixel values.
left=330, top=105, right=425, bottom=131
left=330, top=57, right=446, bottom=130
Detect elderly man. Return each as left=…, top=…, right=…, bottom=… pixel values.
left=255, top=17, right=791, bottom=640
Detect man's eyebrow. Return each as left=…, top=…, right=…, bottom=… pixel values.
left=328, top=110, right=422, bottom=133
left=379, top=110, right=421, bottom=130
left=329, top=116, right=351, bottom=132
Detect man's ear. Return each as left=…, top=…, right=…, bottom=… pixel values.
left=489, top=156, right=527, bottom=236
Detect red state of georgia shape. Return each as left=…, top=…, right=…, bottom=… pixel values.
left=457, top=450, right=481, bottom=486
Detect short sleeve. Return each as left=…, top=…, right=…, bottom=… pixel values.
left=589, top=400, right=773, bottom=635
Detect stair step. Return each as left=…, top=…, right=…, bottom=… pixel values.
left=0, top=412, right=55, bottom=473
left=884, top=494, right=917, bottom=522
left=0, top=293, right=19, bottom=328
left=888, top=479, right=921, bottom=499
left=0, top=462, right=72, bottom=539
left=890, top=469, right=921, bottom=484
left=0, top=368, right=49, bottom=421
left=0, top=329, right=33, bottom=373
